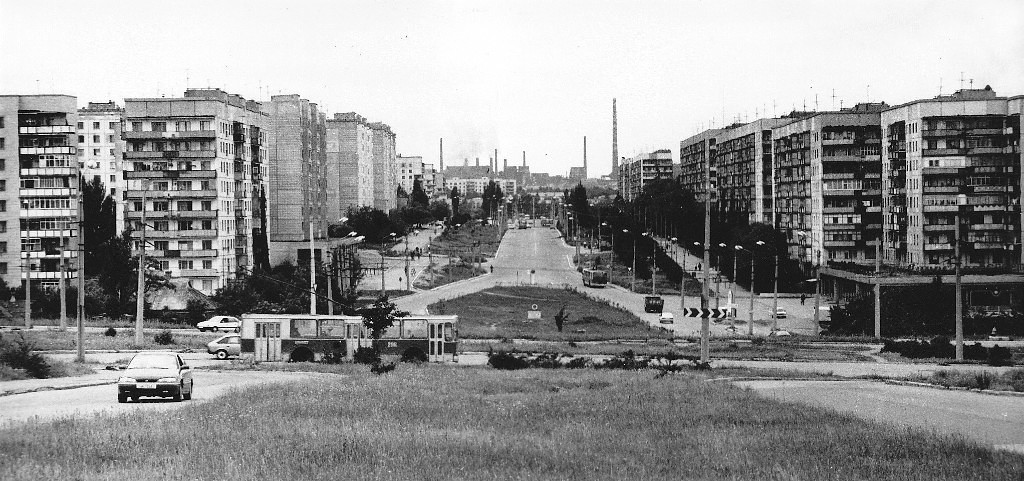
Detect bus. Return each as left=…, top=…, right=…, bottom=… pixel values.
left=582, top=268, right=609, bottom=287
left=240, top=314, right=458, bottom=363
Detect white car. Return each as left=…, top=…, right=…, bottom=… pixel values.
left=117, top=352, right=193, bottom=403
left=207, top=334, right=242, bottom=360
left=771, top=308, right=788, bottom=319
left=197, top=315, right=240, bottom=332
left=768, top=330, right=792, bottom=338
left=659, top=312, right=675, bottom=324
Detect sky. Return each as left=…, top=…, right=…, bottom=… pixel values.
left=2, top=0, right=1023, bottom=177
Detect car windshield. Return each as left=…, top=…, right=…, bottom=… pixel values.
left=127, top=355, right=177, bottom=370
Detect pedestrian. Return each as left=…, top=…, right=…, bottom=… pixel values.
left=800, top=293, right=806, bottom=305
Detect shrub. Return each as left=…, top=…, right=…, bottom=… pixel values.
left=1005, top=369, right=1024, bottom=392
left=988, top=345, right=1013, bottom=367
left=104, top=327, right=117, bottom=337
left=353, top=346, right=380, bottom=365
left=370, top=362, right=396, bottom=375
left=153, top=330, right=174, bottom=345
left=487, top=351, right=530, bottom=370
left=0, top=333, right=51, bottom=379
left=400, top=347, right=428, bottom=363
left=565, top=357, right=589, bottom=369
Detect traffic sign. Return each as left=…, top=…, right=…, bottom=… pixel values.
left=681, top=307, right=733, bottom=319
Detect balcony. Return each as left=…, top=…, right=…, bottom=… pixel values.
left=922, top=148, right=965, bottom=156
left=821, top=154, right=868, bottom=163
left=148, top=249, right=219, bottom=258
left=965, top=146, right=1005, bottom=155
left=124, top=150, right=216, bottom=159
left=971, top=223, right=1008, bottom=231
left=20, top=229, right=76, bottom=239
left=180, top=269, right=219, bottom=277
left=125, top=189, right=218, bottom=199
left=124, top=169, right=217, bottom=179
left=20, top=167, right=75, bottom=177
left=19, top=188, right=76, bottom=198
left=136, top=229, right=218, bottom=239
left=922, top=204, right=960, bottom=213
left=20, top=146, right=76, bottom=155
left=19, top=125, right=75, bottom=134
left=822, top=138, right=856, bottom=145
left=126, top=210, right=218, bottom=220
left=20, top=208, right=76, bottom=218
left=924, top=243, right=953, bottom=251
left=923, top=224, right=955, bottom=232
left=923, top=186, right=961, bottom=194
left=973, top=242, right=1005, bottom=250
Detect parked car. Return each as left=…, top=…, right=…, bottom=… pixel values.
left=768, top=330, right=792, bottom=338
left=207, top=333, right=241, bottom=360
left=771, top=308, right=788, bottom=319
left=117, top=352, right=193, bottom=403
left=197, top=315, right=240, bottom=332
left=658, top=312, right=675, bottom=324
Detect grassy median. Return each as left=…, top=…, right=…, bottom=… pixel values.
left=1, top=366, right=1021, bottom=480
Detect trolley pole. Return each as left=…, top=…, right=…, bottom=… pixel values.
left=135, top=184, right=148, bottom=346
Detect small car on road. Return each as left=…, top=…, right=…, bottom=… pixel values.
left=771, top=308, right=787, bottom=319
left=197, top=315, right=241, bottom=332
left=117, top=352, right=193, bottom=403
left=658, top=312, right=674, bottom=324
left=207, top=333, right=241, bottom=360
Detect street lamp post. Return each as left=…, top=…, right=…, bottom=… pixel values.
left=755, top=240, right=779, bottom=331
left=731, top=245, right=741, bottom=331
left=955, top=193, right=967, bottom=361
left=135, top=180, right=150, bottom=346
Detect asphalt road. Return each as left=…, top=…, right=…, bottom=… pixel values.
left=733, top=379, right=1024, bottom=454
left=0, top=369, right=338, bottom=427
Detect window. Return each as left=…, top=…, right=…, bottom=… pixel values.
left=177, top=201, right=193, bottom=211
left=0, top=242, right=6, bottom=254
left=0, top=116, right=4, bottom=128
left=201, top=220, right=213, bottom=230
left=1, top=138, right=5, bottom=149
left=0, top=180, right=5, bottom=192
left=202, top=240, right=213, bottom=250
left=202, top=260, right=213, bottom=269
left=202, top=279, right=213, bottom=291
left=92, top=135, right=100, bottom=143
left=152, top=201, right=168, bottom=211
left=178, top=260, right=193, bottom=270
left=153, top=221, right=168, bottom=231
left=133, top=201, right=143, bottom=211
left=178, top=241, right=192, bottom=251
left=78, top=135, right=85, bottom=143
left=77, top=122, right=84, bottom=129
left=92, top=149, right=99, bottom=156
left=201, top=200, right=212, bottom=211
left=109, top=121, right=118, bottom=129
left=108, top=135, right=114, bottom=142
left=0, top=200, right=5, bottom=212
left=178, top=220, right=193, bottom=231
left=0, top=159, right=4, bottom=170
left=131, top=121, right=142, bottom=132
left=153, top=241, right=168, bottom=250
left=151, top=122, right=167, bottom=132
left=200, top=120, right=211, bottom=131
left=92, top=122, right=100, bottom=129
left=0, top=221, right=5, bottom=233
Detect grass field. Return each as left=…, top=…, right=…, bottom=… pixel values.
left=429, top=285, right=673, bottom=341
left=1, top=329, right=213, bottom=352
left=464, top=339, right=874, bottom=362
left=0, top=366, right=1020, bottom=480
left=414, top=261, right=485, bottom=290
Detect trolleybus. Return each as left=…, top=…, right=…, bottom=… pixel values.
left=582, top=268, right=609, bottom=287
left=240, top=314, right=458, bottom=363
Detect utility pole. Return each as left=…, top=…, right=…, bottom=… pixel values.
left=405, top=235, right=410, bottom=291
left=76, top=174, right=85, bottom=363
left=731, top=247, right=739, bottom=331
left=748, top=255, right=756, bottom=336
left=135, top=182, right=149, bottom=346
left=874, top=238, right=881, bottom=338
left=326, top=250, right=335, bottom=316
left=813, top=249, right=821, bottom=335
left=24, top=260, right=31, bottom=328
left=59, top=217, right=67, bottom=331
left=771, top=250, right=779, bottom=332
left=955, top=195, right=965, bottom=361
left=701, top=153, right=712, bottom=363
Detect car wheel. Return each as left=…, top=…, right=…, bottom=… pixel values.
left=118, top=393, right=128, bottom=403
left=172, top=384, right=183, bottom=402
left=215, top=349, right=229, bottom=360
left=199, top=327, right=208, bottom=332
left=183, top=381, right=193, bottom=401
left=131, top=396, right=139, bottom=402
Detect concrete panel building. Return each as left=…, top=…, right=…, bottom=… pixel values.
left=326, top=112, right=374, bottom=214
left=679, top=128, right=726, bottom=204
left=617, top=150, right=673, bottom=202
left=397, top=154, right=424, bottom=196
left=714, top=118, right=790, bottom=225
left=123, top=89, right=268, bottom=294
left=0, top=94, right=79, bottom=289
left=369, top=122, right=397, bottom=211
left=77, top=101, right=125, bottom=232
left=265, top=94, right=331, bottom=267
left=881, top=87, right=1021, bottom=267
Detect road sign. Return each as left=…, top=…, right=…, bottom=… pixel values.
left=681, top=307, right=732, bottom=319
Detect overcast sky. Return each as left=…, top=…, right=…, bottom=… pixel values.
left=3, top=0, right=1023, bottom=176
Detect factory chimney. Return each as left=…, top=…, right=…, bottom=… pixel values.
left=612, top=98, right=618, bottom=178
left=439, top=138, right=444, bottom=171
left=583, top=135, right=588, bottom=177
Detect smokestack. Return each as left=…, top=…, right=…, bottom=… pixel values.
left=464, top=157, right=469, bottom=167
left=439, top=138, right=444, bottom=170
left=489, top=157, right=493, bottom=172
left=494, top=149, right=498, bottom=172
left=612, top=98, right=618, bottom=178
left=522, top=151, right=526, bottom=167
left=583, top=136, right=587, bottom=177
left=503, top=158, right=507, bottom=171
left=475, top=157, right=479, bottom=167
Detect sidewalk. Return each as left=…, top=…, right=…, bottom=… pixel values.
left=0, top=369, right=115, bottom=397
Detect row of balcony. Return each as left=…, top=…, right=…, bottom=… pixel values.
left=19, top=125, right=75, bottom=135
left=123, top=130, right=217, bottom=140
left=125, top=189, right=219, bottom=199
left=130, top=229, right=219, bottom=239
left=20, top=146, right=76, bottom=155
left=141, top=249, right=220, bottom=258
left=124, top=150, right=217, bottom=159
left=921, top=146, right=1015, bottom=156
left=20, top=208, right=77, bottom=219
left=19, top=188, right=77, bottom=198
left=126, top=210, right=220, bottom=220
left=921, top=127, right=1007, bottom=138
left=124, top=169, right=218, bottom=179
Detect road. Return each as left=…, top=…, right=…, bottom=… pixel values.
left=733, top=379, right=1024, bottom=454
left=0, top=368, right=338, bottom=426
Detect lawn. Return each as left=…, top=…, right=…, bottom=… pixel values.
left=0, top=366, right=1020, bottom=480
left=429, top=285, right=672, bottom=341
left=413, top=261, right=485, bottom=290
left=1, top=328, right=213, bottom=352
left=464, top=339, right=874, bottom=362
left=429, top=223, right=503, bottom=259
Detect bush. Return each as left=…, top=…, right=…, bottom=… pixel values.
left=400, top=347, right=428, bottom=363
left=153, top=330, right=174, bottom=345
left=988, top=345, right=1013, bottom=367
left=104, top=327, right=117, bottom=337
left=0, top=333, right=51, bottom=379
left=1006, top=369, right=1024, bottom=392
left=487, top=351, right=530, bottom=370
left=370, top=362, right=396, bottom=375
left=353, top=346, right=380, bottom=365
left=565, top=357, right=590, bottom=369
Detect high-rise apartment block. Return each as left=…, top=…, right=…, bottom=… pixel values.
left=397, top=154, right=424, bottom=195
left=265, top=94, right=330, bottom=266
left=77, top=101, right=125, bottom=231
left=679, top=128, right=726, bottom=204
left=714, top=118, right=789, bottom=225
left=881, top=87, right=1022, bottom=267
left=617, top=150, right=673, bottom=202
left=0, top=95, right=78, bottom=289
left=369, top=122, right=397, bottom=211
left=123, top=89, right=268, bottom=294
left=326, top=112, right=374, bottom=214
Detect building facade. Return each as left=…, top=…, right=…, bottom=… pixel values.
left=617, top=149, right=673, bottom=202
left=397, top=154, right=424, bottom=196
left=714, top=118, right=789, bottom=225
left=0, top=95, right=79, bottom=289
left=266, top=94, right=330, bottom=267
left=881, top=87, right=1022, bottom=267
left=326, top=112, right=374, bottom=214
left=77, top=101, right=125, bottom=232
left=122, top=89, right=268, bottom=294
left=369, top=122, right=397, bottom=211
left=679, top=129, right=726, bottom=204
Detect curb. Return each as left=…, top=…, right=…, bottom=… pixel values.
left=0, top=379, right=115, bottom=398
left=883, top=379, right=1024, bottom=397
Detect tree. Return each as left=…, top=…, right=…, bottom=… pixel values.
left=82, top=178, right=117, bottom=276
left=554, top=305, right=569, bottom=332
left=429, top=200, right=451, bottom=222
left=481, top=181, right=504, bottom=219
left=360, top=295, right=409, bottom=347
left=410, top=179, right=430, bottom=208
left=96, top=230, right=138, bottom=317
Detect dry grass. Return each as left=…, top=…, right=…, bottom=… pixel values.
left=4, top=329, right=212, bottom=352
left=0, top=366, right=1020, bottom=480
left=430, top=286, right=672, bottom=341
left=911, top=368, right=1024, bottom=392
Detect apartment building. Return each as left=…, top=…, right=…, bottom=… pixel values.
left=773, top=103, right=887, bottom=266
left=714, top=118, right=790, bottom=225
left=0, top=95, right=78, bottom=289
left=444, top=177, right=517, bottom=197
left=679, top=129, right=726, bottom=204
left=123, top=89, right=268, bottom=294
left=397, top=154, right=424, bottom=196
left=369, top=122, right=397, bottom=211
left=77, top=101, right=125, bottom=231
left=326, top=112, right=374, bottom=214
left=616, top=150, right=673, bottom=202
left=422, top=161, right=440, bottom=199
left=266, top=94, right=330, bottom=267
left=881, top=87, right=1022, bottom=267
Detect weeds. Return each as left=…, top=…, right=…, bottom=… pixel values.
left=104, top=327, right=117, bottom=337
left=0, top=332, right=51, bottom=379
left=921, top=368, right=1024, bottom=392
left=153, top=330, right=174, bottom=345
